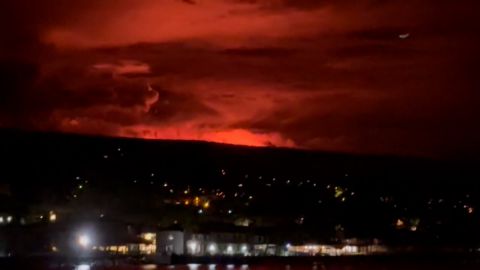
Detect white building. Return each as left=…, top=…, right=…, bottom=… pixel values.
left=156, top=225, right=267, bottom=256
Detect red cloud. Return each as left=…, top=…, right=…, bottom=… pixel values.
left=1, top=0, right=479, bottom=158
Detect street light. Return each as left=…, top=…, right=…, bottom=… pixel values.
left=188, top=241, right=198, bottom=254
left=78, top=234, right=91, bottom=248
left=208, top=243, right=217, bottom=254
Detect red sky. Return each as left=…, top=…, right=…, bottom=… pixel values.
left=1, top=0, right=479, bottom=158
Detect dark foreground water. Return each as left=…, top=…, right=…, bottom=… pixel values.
left=2, top=256, right=480, bottom=270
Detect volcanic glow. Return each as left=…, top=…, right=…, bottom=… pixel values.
left=1, top=0, right=479, bottom=157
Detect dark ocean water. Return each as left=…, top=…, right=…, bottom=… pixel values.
left=67, top=261, right=480, bottom=270
left=3, top=257, right=480, bottom=270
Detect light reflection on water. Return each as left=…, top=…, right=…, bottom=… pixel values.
left=75, top=264, right=90, bottom=270
left=62, top=262, right=480, bottom=270
left=152, top=265, right=304, bottom=270
left=140, top=265, right=253, bottom=270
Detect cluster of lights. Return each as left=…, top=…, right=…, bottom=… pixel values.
left=0, top=216, right=13, bottom=224
left=188, top=241, right=250, bottom=256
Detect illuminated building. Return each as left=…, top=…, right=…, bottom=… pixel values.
left=156, top=224, right=266, bottom=256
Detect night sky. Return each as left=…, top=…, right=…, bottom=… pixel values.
left=1, top=0, right=479, bottom=159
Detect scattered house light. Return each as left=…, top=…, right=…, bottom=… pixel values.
left=143, top=233, right=155, bottom=241
left=49, top=211, right=57, bottom=222
left=203, top=201, right=210, bottom=209
left=334, top=187, right=344, bottom=198
left=395, top=219, right=405, bottom=228
left=168, top=235, right=174, bottom=241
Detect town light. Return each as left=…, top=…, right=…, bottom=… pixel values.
left=208, top=243, right=217, bottom=253
left=203, top=201, right=210, bottom=209
left=227, top=245, right=233, bottom=254
left=143, top=233, right=155, bottom=241
left=49, top=211, right=57, bottom=222
left=78, top=234, right=91, bottom=248
left=188, top=241, right=198, bottom=254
